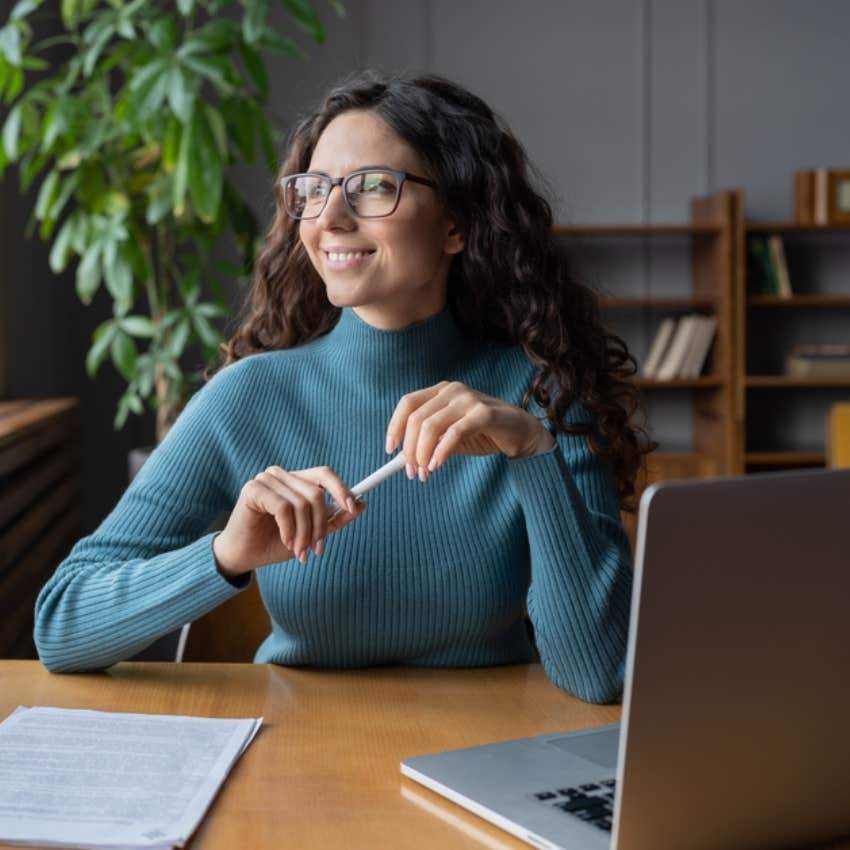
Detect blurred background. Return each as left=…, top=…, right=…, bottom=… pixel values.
left=1, top=0, right=849, bottom=657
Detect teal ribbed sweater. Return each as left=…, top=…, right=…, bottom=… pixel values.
left=34, top=308, right=633, bottom=702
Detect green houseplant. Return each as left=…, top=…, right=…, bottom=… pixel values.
left=0, top=0, right=340, bottom=441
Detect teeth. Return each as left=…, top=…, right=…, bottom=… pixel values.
left=327, top=251, right=371, bottom=261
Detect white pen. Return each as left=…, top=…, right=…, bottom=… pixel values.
left=327, top=452, right=407, bottom=523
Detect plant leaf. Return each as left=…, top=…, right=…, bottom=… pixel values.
left=82, top=22, right=115, bottom=77
left=76, top=242, right=102, bottom=304
left=172, top=107, right=191, bottom=215
left=257, top=28, right=303, bottom=57
left=282, top=0, right=325, bottom=43
left=236, top=39, right=268, bottom=98
left=34, top=169, right=60, bottom=221
left=0, top=23, right=23, bottom=66
left=169, top=317, right=191, bottom=357
left=110, top=330, right=138, bottom=382
left=220, top=97, right=254, bottom=162
left=11, top=0, right=41, bottom=21
left=243, top=0, right=270, bottom=45
left=203, top=103, right=227, bottom=159
left=148, top=16, right=177, bottom=52
left=2, top=102, right=21, bottom=158
left=102, top=248, right=134, bottom=310
left=192, top=313, right=222, bottom=349
left=49, top=215, right=77, bottom=273
left=187, top=106, right=222, bottom=222
left=167, top=63, right=195, bottom=124
left=181, top=20, right=236, bottom=54
left=121, top=316, right=155, bottom=337
left=176, top=0, right=194, bottom=16
left=127, top=57, right=170, bottom=117
left=86, top=320, right=117, bottom=378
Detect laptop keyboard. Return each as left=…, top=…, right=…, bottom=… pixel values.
left=532, top=779, right=616, bottom=832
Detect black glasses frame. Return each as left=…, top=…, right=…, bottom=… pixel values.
left=280, top=168, right=437, bottom=220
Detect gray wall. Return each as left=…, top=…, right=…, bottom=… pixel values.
left=4, top=0, right=850, bottom=529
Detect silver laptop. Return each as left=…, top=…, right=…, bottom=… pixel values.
left=401, top=468, right=850, bottom=850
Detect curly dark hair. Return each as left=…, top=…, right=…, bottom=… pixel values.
left=219, top=69, right=652, bottom=508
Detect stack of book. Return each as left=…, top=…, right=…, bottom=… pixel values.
left=785, top=344, right=850, bottom=378
left=747, top=234, right=792, bottom=297
left=642, top=314, right=717, bottom=380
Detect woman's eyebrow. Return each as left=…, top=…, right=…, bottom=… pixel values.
left=305, top=165, right=402, bottom=176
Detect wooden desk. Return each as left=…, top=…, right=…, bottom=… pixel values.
left=0, top=661, right=614, bottom=850
left=1, top=661, right=846, bottom=850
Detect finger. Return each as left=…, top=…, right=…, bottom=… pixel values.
left=401, top=384, right=467, bottom=473
left=414, top=406, right=466, bottom=472
left=293, top=465, right=358, bottom=518
left=276, top=470, right=329, bottom=556
left=385, top=383, right=448, bottom=455
left=428, top=405, right=491, bottom=470
left=245, top=477, right=296, bottom=553
left=256, top=469, right=315, bottom=560
left=325, top=499, right=368, bottom=534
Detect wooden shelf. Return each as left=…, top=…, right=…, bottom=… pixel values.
left=636, top=376, right=723, bottom=389
left=746, top=375, right=850, bottom=388
left=600, top=296, right=715, bottom=309
left=745, top=451, right=826, bottom=467
left=745, top=222, right=850, bottom=234
left=554, top=224, right=721, bottom=235
left=747, top=295, right=850, bottom=306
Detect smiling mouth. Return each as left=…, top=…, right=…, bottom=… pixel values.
left=324, top=250, right=376, bottom=261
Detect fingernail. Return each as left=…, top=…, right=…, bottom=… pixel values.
left=427, top=457, right=438, bottom=472
left=299, top=551, right=307, bottom=564
left=315, top=538, right=325, bottom=556
left=418, top=466, right=427, bottom=482
left=285, top=539, right=294, bottom=551
left=406, top=463, right=415, bottom=480
left=385, top=434, right=394, bottom=453
left=347, top=497, right=356, bottom=514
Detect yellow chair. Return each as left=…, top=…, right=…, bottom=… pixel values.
left=828, top=402, right=850, bottom=468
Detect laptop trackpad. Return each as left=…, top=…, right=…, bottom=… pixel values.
left=546, top=727, right=620, bottom=770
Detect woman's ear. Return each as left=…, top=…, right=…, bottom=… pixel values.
left=444, top=221, right=465, bottom=255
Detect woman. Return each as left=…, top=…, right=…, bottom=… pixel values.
left=35, top=70, right=645, bottom=703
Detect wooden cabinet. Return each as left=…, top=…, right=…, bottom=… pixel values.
left=0, top=399, right=80, bottom=658
left=556, top=190, right=740, bottom=510
left=732, top=205, right=850, bottom=471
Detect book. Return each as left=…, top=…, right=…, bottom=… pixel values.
left=767, top=235, right=792, bottom=298
left=785, top=344, right=850, bottom=378
left=642, top=317, right=677, bottom=378
left=794, top=170, right=814, bottom=224
left=655, top=315, right=700, bottom=381
left=829, top=403, right=850, bottom=468
left=679, top=315, right=717, bottom=379
left=747, top=235, right=778, bottom=295
left=0, top=706, right=262, bottom=850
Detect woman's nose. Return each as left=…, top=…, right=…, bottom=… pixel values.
left=317, top=183, right=355, bottom=228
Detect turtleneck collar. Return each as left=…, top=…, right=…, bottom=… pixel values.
left=319, top=307, right=469, bottom=394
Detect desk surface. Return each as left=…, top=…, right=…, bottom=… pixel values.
left=2, top=661, right=847, bottom=850
left=0, top=661, right=616, bottom=850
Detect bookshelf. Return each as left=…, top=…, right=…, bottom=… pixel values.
left=734, top=191, right=850, bottom=471
left=556, top=191, right=739, bottom=536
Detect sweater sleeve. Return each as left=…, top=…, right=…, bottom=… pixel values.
left=34, top=366, right=250, bottom=673
left=506, top=406, right=633, bottom=704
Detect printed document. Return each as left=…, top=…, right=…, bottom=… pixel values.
left=0, top=706, right=262, bottom=850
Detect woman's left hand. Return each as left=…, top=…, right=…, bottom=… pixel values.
left=385, top=381, right=555, bottom=480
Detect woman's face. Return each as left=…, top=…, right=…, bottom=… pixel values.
left=298, top=109, right=464, bottom=329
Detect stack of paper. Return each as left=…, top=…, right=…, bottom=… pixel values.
left=0, top=706, right=262, bottom=850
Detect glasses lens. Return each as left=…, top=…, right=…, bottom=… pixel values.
left=344, top=171, right=400, bottom=217
left=285, top=175, right=329, bottom=218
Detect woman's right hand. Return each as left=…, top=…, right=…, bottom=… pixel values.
left=212, top=465, right=366, bottom=578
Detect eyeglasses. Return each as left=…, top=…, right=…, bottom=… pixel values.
left=280, top=168, right=437, bottom=220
